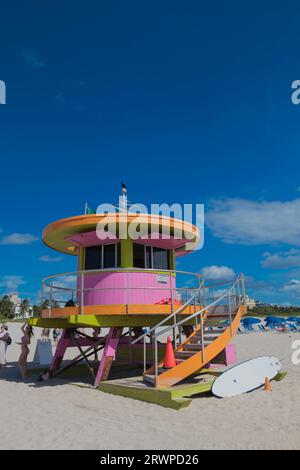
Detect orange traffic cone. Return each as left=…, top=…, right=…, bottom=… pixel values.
left=264, top=377, right=272, bottom=391
left=163, top=336, right=176, bottom=368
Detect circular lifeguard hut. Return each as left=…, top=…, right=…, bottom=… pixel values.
left=32, top=187, right=246, bottom=389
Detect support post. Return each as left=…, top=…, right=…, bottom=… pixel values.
left=50, top=329, right=72, bottom=373
left=94, top=327, right=123, bottom=386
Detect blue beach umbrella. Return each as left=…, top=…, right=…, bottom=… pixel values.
left=264, top=316, right=286, bottom=324
left=242, top=317, right=262, bottom=325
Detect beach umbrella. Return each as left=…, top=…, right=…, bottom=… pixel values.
left=265, top=316, right=286, bottom=324
left=242, top=317, right=262, bottom=325
left=287, top=317, right=300, bottom=323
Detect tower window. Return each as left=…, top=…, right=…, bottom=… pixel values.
left=85, top=246, right=102, bottom=270
left=152, top=247, right=170, bottom=270
left=133, top=243, right=171, bottom=270
left=85, top=243, right=120, bottom=270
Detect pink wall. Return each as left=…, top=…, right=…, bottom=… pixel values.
left=78, top=271, right=176, bottom=306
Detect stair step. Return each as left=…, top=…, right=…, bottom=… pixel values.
left=204, top=332, right=223, bottom=337
left=143, top=374, right=155, bottom=385
left=189, top=335, right=216, bottom=344
left=175, top=350, right=195, bottom=358
left=183, top=343, right=202, bottom=351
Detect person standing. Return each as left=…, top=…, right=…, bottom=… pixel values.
left=52, top=328, right=61, bottom=346
left=18, top=322, right=34, bottom=380
left=0, top=324, right=9, bottom=367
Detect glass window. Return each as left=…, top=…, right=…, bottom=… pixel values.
left=133, top=244, right=171, bottom=270
left=117, top=243, right=121, bottom=267
left=103, top=244, right=117, bottom=268
left=152, top=247, right=170, bottom=270
left=133, top=243, right=145, bottom=268
left=145, top=245, right=151, bottom=269
left=85, top=246, right=102, bottom=270
left=85, top=243, right=120, bottom=270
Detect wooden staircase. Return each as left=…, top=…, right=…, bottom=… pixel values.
left=142, top=276, right=246, bottom=388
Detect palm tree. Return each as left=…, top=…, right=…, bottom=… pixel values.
left=0, top=295, right=15, bottom=319
left=19, top=298, right=30, bottom=318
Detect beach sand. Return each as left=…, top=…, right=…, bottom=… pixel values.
left=0, top=322, right=299, bottom=450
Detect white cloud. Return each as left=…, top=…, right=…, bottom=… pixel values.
left=39, top=255, right=62, bottom=263
left=0, top=233, right=38, bottom=245
left=201, top=265, right=236, bottom=280
left=206, top=197, right=300, bottom=246
left=281, top=279, right=300, bottom=297
left=0, top=275, right=26, bottom=291
left=261, top=249, right=300, bottom=269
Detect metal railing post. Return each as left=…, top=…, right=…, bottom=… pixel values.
left=200, top=313, right=204, bottom=363
left=237, top=279, right=241, bottom=305
left=170, top=271, right=176, bottom=348
left=154, top=334, right=158, bottom=381
left=49, top=280, right=53, bottom=318
left=198, top=278, right=202, bottom=317
left=241, top=273, right=246, bottom=304
left=228, top=291, right=232, bottom=335
left=80, top=272, right=84, bottom=315
left=202, top=282, right=206, bottom=323
left=125, top=270, right=129, bottom=314
left=129, top=327, right=133, bottom=364
left=178, top=324, right=182, bottom=345
left=233, top=285, right=237, bottom=308
left=41, top=282, right=44, bottom=305
left=143, top=336, right=146, bottom=373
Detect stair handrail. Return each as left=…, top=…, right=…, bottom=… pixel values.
left=131, top=277, right=205, bottom=346
left=148, top=273, right=245, bottom=379
left=154, top=274, right=243, bottom=340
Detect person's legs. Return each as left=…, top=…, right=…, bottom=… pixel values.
left=18, top=353, right=28, bottom=379
left=94, top=347, right=98, bottom=362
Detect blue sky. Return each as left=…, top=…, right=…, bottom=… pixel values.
left=1, top=1, right=300, bottom=305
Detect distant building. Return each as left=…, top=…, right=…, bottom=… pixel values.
left=255, top=300, right=268, bottom=308
left=7, top=293, right=32, bottom=318
left=244, top=294, right=256, bottom=310
left=8, top=293, right=21, bottom=316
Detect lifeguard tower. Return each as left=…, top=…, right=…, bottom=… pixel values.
left=31, top=186, right=246, bottom=396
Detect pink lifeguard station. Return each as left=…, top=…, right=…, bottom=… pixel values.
left=30, top=187, right=246, bottom=391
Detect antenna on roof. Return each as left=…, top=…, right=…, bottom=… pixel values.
left=119, top=182, right=128, bottom=212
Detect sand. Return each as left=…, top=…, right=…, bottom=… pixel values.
left=0, top=322, right=299, bottom=450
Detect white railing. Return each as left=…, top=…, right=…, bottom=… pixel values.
left=133, top=274, right=245, bottom=380
left=41, top=268, right=203, bottom=317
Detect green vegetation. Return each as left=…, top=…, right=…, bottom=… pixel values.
left=0, top=295, right=62, bottom=320
left=246, top=305, right=300, bottom=317
left=0, top=295, right=47, bottom=320
left=0, top=295, right=14, bottom=319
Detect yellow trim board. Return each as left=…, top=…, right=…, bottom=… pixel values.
left=29, top=313, right=200, bottom=329
left=98, top=376, right=213, bottom=410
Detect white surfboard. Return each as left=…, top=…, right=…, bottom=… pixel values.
left=212, top=356, right=281, bottom=398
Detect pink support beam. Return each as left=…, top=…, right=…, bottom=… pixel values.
left=207, top=344, right=237, bottom=369
left=50, top=329, right=104, bottom=373
left=50, top=329, right=71, bottom=372
left=94, top=327, right=123, bottom=386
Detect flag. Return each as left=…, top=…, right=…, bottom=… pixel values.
left=84, top=203, right=96, bottom=215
